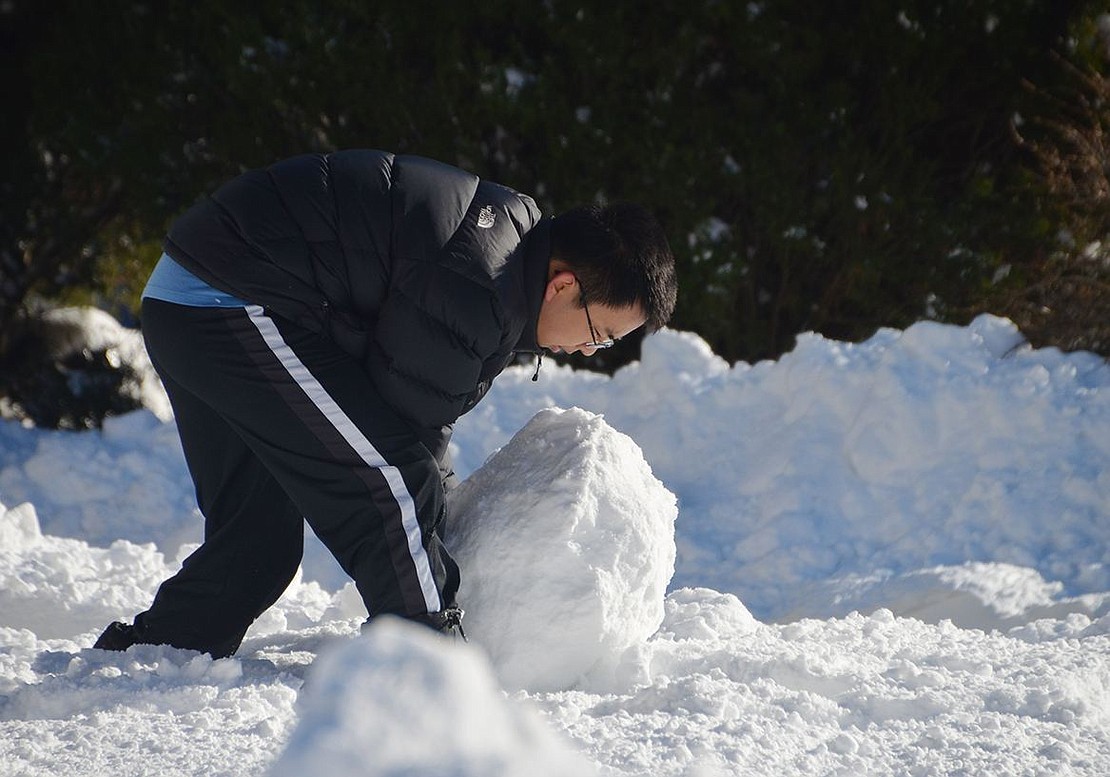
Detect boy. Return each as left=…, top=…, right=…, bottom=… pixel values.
left=95, top=149, right=676, bottom=657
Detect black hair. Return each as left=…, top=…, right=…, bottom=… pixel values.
left=549, top=202, right=677, bottom=332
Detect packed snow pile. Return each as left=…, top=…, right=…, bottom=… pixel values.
left=448, top=407, right=677, bottom=691
left=268, top=620, right=595, bottom=777
left=0, top=306, right=173, bottom=428
left=0, top=501, right=175, bottom=639
left=35, top=306, right=171, bottom=423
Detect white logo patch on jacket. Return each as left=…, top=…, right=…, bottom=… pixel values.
left=477, top=205, right=496, bottom=229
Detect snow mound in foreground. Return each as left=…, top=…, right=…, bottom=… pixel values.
left=268, top=619, right=594, bottom=777
left=448, top=407, right=677, bottom=691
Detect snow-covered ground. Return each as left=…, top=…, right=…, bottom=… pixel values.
left=0, top=310, right=1107, bottom=776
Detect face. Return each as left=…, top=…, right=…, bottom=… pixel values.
left=535, top=269, right=646, bottom=356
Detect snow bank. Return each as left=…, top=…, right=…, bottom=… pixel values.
left=269, top=620, right=594, bottom=777
left=0, top=306, right=174, bottom=424
left=0, top=500, right=174, bottom=639
left=44, top=306, right=172, bottom=421
left=0, top=404, right=349, bottom=593
left=783, top=562, right=1110, bottom=629
left=0, top=409, right=202, bottom=561
left=455, top=314, right=1110, bottom=622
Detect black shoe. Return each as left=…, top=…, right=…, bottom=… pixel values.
left=363, top=606, right=468, bottom=642
left=420, top=605, right=467, bottom=642
left=93, top=621, right=138, bottom=651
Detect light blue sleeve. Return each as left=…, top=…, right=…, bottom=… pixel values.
left=142, top=254, right=247, bottom=308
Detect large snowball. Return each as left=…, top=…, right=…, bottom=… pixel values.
left=268, top=619, right=593, bottom=777
left=447, top=407, right=677, bottom=691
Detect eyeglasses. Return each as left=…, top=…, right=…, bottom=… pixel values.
left=580, top=288, right=615, bottom=349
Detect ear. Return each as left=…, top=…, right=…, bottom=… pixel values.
left=543, top=269, right=578, bottom=303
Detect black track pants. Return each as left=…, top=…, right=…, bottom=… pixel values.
left=135, top=299, right=459, bottom=657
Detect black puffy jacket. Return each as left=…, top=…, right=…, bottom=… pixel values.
left=164, top=150, right=549, bottom=442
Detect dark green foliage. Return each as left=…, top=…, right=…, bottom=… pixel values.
left=3, top=0, right=1107, bottom=424
left=997, top=39, right=1110, bottom=355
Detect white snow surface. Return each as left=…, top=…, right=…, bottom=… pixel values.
left=0, top=310, right=1108, bottom=776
